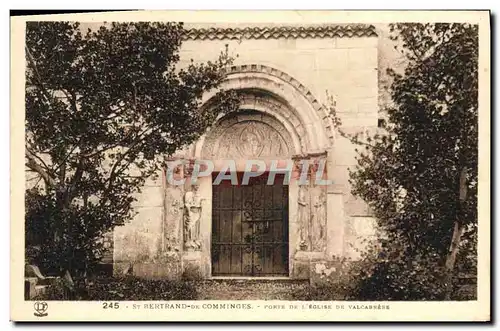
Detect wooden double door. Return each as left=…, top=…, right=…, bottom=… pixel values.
left=211, top=173, right=289, bottom=276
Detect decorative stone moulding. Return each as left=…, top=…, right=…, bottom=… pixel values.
left=183, top=24, right=377, bottom=41
left=223, top=64, right=336, bottom=144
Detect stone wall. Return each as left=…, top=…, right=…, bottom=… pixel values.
left=113, top=24, right=387, bottom=279
left=113, top=174, right=167, bottom=276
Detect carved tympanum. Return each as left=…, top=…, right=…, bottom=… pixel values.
left=203, top=111, right=294, bottom=159
left=217, top=121, right=290, bottom=159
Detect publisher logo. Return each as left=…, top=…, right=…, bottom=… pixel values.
left=34, top=301, right=48, bottom=317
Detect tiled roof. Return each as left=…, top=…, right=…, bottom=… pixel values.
left=183, top=24, right=377, bottom=40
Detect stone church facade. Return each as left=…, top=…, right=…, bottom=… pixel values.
left=111, top=24, right=389, bottom=280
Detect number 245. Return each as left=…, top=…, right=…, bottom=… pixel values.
left=102, top=302, right=119, bottom=309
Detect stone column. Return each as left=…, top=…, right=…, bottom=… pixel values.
left=158, top=159, right=185, bottom=279
left=291, top=152, right=328, bottom=279
left=181, top=159, right=207, bottom=279
left=309, top=155, right=328, bottom=252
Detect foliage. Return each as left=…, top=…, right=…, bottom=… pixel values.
left=34, top=276, right=197, bottom=301
left=292, top=257, right=372, bottom=301
left=25, top=21, right=239, bottom=275
left=333, top=23, right=478, bottom=300
left=292, top=254, right=476, bottom=301
left=32, top=278, right=70, bottom=301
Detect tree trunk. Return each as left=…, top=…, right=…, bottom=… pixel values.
left=444, top=221, right=465, bottom=299
left=443, top=167, right=468, bottom=300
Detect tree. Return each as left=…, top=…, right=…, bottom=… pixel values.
left=25, top=22, right=238, bottom=276
left=342, top=23, right=478, bottom=300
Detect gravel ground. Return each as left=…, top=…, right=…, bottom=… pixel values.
left=191, top=280, right=309, bottom=300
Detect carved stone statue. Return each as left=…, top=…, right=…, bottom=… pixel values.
left=297, top=185, right=309, bottom=251
left=311, top=190, right=326, bottom=251
left=183, top=186, right=203, bottom=251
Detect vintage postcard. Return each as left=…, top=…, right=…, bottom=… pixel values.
left=10, top=10, right=490, bottom=322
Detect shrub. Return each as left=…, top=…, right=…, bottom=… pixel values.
left=291, top=245, right=476, bottom=301
left=35, top=276, right=198, bottom=301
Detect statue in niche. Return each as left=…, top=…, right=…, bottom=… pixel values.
left=311, top=190, right=326, bottom=251
left=297, top=185, right=309, bottom=251
left=183, top=185, right=203, bottom=251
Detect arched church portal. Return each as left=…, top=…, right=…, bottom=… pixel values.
left=164, top=65, right=334, bottom=279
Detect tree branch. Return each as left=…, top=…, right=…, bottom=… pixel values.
left=65, top=158, right=85, bottom=203
left=25, top=148, right=56, bottom=188
left=25, top=46, right=54, bottom=103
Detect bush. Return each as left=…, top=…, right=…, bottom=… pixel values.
left=35, top=276, right=198, bottom=301
left=291, top=247, right=476, bottom=301
left=25, top=189, right=109, bottom=277
left=291, top=256, right=374, bottom=301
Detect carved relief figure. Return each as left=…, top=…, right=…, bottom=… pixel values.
left=266, top=127, right=288, bottom=156
left=213, top=119, right=291, bottom=159
left=297, top=185, right=309, bottom=251
left=183, top=185, right=203, bottom=251
left=311, top=189, right=326, bottom=251
left=164, top=183, right=183, bottom=253
left=237, top=122, right=265, bottom=157
left=165, top=197, right=180, bottom=252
